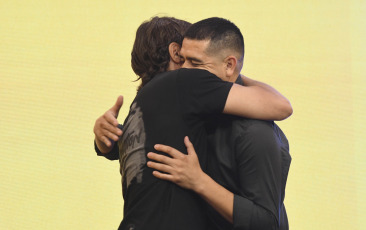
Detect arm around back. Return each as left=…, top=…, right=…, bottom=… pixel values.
left=223, top=83, right=292, bottom=121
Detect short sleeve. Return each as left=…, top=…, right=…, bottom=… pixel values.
left=177, top=68, right=233, bottom=117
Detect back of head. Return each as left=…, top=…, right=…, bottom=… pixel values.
left=184, top=17, right=244, bottom=65
left=131, top=17, right=191, bottom=91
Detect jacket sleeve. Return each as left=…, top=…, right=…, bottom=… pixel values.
left=233, top=195, right=278, bottom=230
left=94, top=140, right=119, bottom=160
left=233, top=121, right=282, bottom=230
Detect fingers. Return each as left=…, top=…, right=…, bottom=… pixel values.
left=104, top=109, right=121, bottom=128
left=100, top=135, right=112, bottom=147
left=95, top=120, right=120, bottom=142
left=111, top=95, right=123, bottom=118
left=184, top=136, right=197, bottom=156
left=103, top=128, right=120, bottom=142
left=147, top=160, right=173, bottom=174
left=102, top=112, right=123, bottom=136
left=147, top=153, right=178, bottom=183
left=94, top=113, right=122, bottom=148
left=154, top=144, right=183, bottom=159
left=151, top=170, right=174, bottom=182
left=94, top=126, right=115, bottom=147
left=147, top=152, right=175, bottom=165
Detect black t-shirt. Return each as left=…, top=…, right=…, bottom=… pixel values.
left=117, top=68, right=233, bottom=230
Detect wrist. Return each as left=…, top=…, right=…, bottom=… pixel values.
left=193, top=172, right=210, bottom=195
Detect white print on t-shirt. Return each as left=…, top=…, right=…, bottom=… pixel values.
left=118, top=102, right=146, bottom=189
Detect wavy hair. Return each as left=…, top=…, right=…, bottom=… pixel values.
left=131, top=17, right=191, bottom=91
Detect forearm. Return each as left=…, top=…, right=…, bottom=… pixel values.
left=224, top=83, right=293, bottom=121
left=242, top=75, right=293, bottom=118
left=194, top=173, right=234, bottom=223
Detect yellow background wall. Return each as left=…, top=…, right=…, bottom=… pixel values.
left=1, top=0, right=365, bottom=229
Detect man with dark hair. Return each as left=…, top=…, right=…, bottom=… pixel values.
left=184, top=17, right=244, bottom=64
left=94, top=16, right=191, bottom=154
left=147, top=17, right=291, bottom=230
left=132, top=17, right=191, bottom=91
left=94, top=17, right=292, bottom=230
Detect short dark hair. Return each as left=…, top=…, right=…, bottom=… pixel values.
left=131, top=17, right=191, bottom=91
left=184, top=17, right=244, bottom=62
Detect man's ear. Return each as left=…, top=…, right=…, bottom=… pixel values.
left=168, top=42, right=181, bottom=64
left=224, top=55, right=238, bottom=78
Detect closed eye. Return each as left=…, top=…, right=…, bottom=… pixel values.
left=190, top=61, right=201, bottom=67
left=187, top=57, right=203, bottom=66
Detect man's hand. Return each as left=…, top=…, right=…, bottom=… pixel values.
left=147, top=136, right=234, bottom=223
left=94, top=95, right=123, bottom=154
left=147, top=136, right=206, bottom=192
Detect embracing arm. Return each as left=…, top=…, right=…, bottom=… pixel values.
left=147, top=135, right=282, bottom=229
left=94, top=96, right=123, bottom=157
left=224, top=76, right=292, bottom=121
left=192, top=168, right=234, bottom=223
left=147, top=137, right=235, bottom=223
